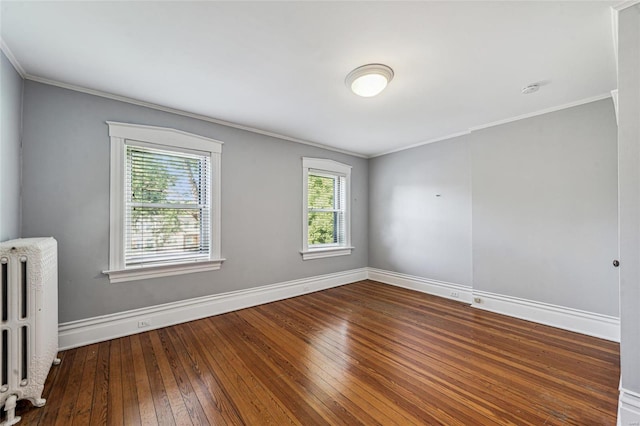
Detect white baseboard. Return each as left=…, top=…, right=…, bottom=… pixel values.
left=366, top=268, right=619, bottom=342
left=618, top=388, right=640, bottom=426
left=471, top=289, right=620, bottom=342
left=58, top=268, right=367, bottom=350
left=58, top=267, right=620, bottom=350
left=367, top=268, right=473, bottom=303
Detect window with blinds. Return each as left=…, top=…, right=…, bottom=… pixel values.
left=125, top=144, right=211, bottom=266
left=307, top=171, right=346, bottom=247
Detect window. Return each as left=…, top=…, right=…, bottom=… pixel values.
left=104, top=122, right=223, bottom=283
left=301, top=157, right=353, bottom=260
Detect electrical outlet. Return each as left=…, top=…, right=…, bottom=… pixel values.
left=138, top=320, right=151, bottom=328
left=450, top=291, right=459, bottom=298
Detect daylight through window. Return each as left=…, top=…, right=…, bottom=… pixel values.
left=302, top=157, right=353, bottom=260
left=105, top=122, right=223, bottom=283
left=125, top=145, right=210, bottom=266
left=307, top=172, right=346, bottom=247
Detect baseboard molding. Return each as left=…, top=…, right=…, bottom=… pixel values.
left=366, top=268, right=619, bottom=342
left=471, top=289, right=620, bottom=342
left=618, top=388, right=640, bottom=426
left=58, top=267, right=620, bottom=350
left=58, top=268, right=367, bottom=350
left=367, top=268, right=473, bottom=303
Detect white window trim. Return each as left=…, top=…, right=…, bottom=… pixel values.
left=103, top=121, right=224, bottom=283
left=301, top=157, right=353, bottom=260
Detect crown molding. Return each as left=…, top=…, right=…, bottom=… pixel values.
left=2, top=35, right=367, bottom=159
left=612, top=0, right=640, bottom=11
left=21, top=74, right=617, bottom=161
left=4, top=41, right=615, bottom=161
left=0, top=38, right=26, bottom=78
left=24, top=74, right=368, bottom=159
left=369, top=92, right=614, bottom=158
left=370, top=130, right=471, bottom=158
left=469, top=93, right=613, bottom=131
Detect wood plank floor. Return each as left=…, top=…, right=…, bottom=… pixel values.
left=8, top=280, right=619, bottom=425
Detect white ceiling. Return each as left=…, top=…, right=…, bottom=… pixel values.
left=1, top=1, right=617, bottom=157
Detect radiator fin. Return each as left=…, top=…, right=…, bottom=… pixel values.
left=1, top=329, right=8, bottom=388
left=21, top=326, right=28, bottom=383
left=20, top=259, right=27, bottom=319
left=1, top=261, right=7, bottom=322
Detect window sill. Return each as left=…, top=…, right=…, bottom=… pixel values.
left=300, top=247, right=354, bottom=260
left=103, top=258, right=225, bottom=283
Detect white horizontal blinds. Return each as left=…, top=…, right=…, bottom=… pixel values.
left=307, top=170, right=346, bottom=247
left=125, top=143, right=211, bottom=266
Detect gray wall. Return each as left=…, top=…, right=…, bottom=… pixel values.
left=0, top=51, right=23, bottom=241
left=369, top=98, right=618, bottom=316
left=472, top=99, right=618, bottom=316
left=21, top=81, right=368, bottom=323
left=369, top=136, right=472, bottom=286
left=618, top=4, right=640, bottom=395
left=18, top=76, right=619, bottom=324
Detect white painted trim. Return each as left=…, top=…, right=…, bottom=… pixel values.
left=613, top=0, right=640, bottom=11
left=108, top=135, right=125, bottom=275
left=58, top=268, right=367, bottom=350
left=618, top=388, right=640, bottom=426
left=612, top=7, right=620, bottom=72
left=302, top=157, right=352, bottom=257
left=60, top=266, right=622, bottom=350
left=103, top=258, right=225, bottom=283
left=469, top=93, right=613, bottom=132
left=0, top=39, right=26, bottom=78
left=106, top=121, right=223, bottom=153
left=18, top=68, right=615, bottom=161
left=303, top=157, right=352, bottom=175
left=612, top=90, right=620, bottom=125
left=17, top=65, right=615, bottom=161
left=471, top=289, right=620, bottom=342
left=23, top=74, right=367, bottom=159
left=366, top=268, right=620, bottom=341
left=106, top=122, right=223, bottom=282
left=212, top=150, right=222, bottom=263
left=301, top=247, right=354, bottom=260
left=370, top=130, right=471, bottom=158
left=367, top=268, right=473, bottom=303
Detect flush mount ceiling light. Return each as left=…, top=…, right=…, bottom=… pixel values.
left=346, top=64, right=394, bottom=97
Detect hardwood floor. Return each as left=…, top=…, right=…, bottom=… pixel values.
left=9, top=280, right=619, bottom=425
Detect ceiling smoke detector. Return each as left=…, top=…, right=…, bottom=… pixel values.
left=521, top=83, right=540, bottom=95
left=346, top=64, right=394, bottom=97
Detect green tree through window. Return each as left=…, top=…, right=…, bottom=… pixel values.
left=126, top=146, right=209, bottom=263
left=307, top=174, right=341, bottom=245
left=301, top=157, right=351, bottom=260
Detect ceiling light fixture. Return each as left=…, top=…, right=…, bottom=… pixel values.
left=346, top=64, right=394, bottom=97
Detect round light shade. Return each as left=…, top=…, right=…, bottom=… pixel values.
left=346, top=64, right=394, bottom=97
